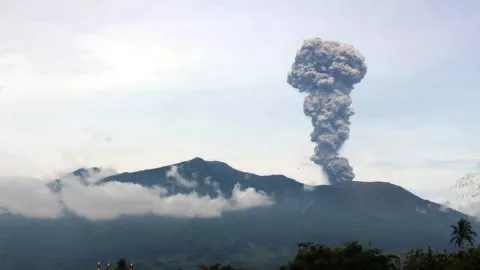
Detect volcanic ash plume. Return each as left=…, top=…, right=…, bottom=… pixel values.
left=287, top=38, right=367, bottom=184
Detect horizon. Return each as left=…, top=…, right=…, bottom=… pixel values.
left=1, top=0, right=480, bottom=218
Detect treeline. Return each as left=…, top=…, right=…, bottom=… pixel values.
left=110, top=218, right=480, bottom=270
left=196, top=244, right=480, bottom=270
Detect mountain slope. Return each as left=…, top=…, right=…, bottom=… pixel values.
left=0, top=157, right=475, bottom=270
left=99, top=157, right=461, bottom=222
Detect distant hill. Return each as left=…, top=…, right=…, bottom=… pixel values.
left=0, top=157, right=475, bottom=270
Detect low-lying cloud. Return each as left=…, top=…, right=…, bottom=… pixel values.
left=0, top=177, right=62, bottom=218
left=166, top=165, right=198, bottom=189
left=303, top=184, right=315, bottom=192
left=415, top=206, right=427, bottom=214
left=438, top=203, right=451, bottom=213
left=0, top=167, right=274, bottom=220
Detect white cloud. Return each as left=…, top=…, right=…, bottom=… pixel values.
left=0, top=33, right=208, bottom=97
left=0, top=1, right=213, bottom=100
left=165, top=165, right=198, bottom=189
left=415, top=206, right=427, bottom=215
left=3, top=0, right=476, bottom=99
left=0, top=168, right=274, bottom=220
left=229, top=183, right=274, bottom=211
left=303, top=184, right=315, bottom=191
left=0, top=177, right=61, bottom=218
left=204, top=176, right=220, bottom=191
left=343, top=123, right=480, bottom=194
left=451, top=199, right=480, bottom=218
left=439, top=203, right=451, bottom=213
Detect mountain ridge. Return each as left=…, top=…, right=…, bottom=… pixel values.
left=50, top=156, right=466, bottom=227
left=71, top=157, right=413, bottom=194
left=97, top=157, right=446, bottom=208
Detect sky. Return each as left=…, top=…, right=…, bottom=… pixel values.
left=0, top=0, right=479, bottom=210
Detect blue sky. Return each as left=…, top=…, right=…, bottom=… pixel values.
left=0, top=0, right=479, bottom=205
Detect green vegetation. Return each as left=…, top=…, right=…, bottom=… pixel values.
left=279, top=241, right=400, bottom=270
left=109, top=218, right=480, bottom=270
left=450, top=218, right=477, bottom=249
left=403, top=246, right=480, bottom=270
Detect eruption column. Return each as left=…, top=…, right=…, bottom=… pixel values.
left=287, top=38, right=367, bottom=184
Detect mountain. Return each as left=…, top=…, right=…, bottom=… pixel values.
left=100, top=157, right=302, bottom=198
left=0, top=157, right=475, bottom=270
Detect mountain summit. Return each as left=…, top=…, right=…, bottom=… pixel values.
left=99, top=157, right=302, bottom=197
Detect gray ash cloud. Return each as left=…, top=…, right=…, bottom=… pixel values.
left=287, top=38, right=367, bottom=184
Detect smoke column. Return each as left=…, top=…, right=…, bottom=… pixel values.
left=287, top=38, right=367, bottom=184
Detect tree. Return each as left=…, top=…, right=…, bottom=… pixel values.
left=280, top=241, right=400, bottom=270
left=115, top=258, right=129, bottom=270
left=450, top=218, right=477, bottom=249
left=403, top=247, right=456, bottom=270
left=197, top=263, right=242, bottom=270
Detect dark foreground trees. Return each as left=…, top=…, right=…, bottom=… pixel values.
left=115, top=258, right=129, bottom=270
left=196, top=263, right=244, bottom=270
left=198, top=245, right=480, bottom=270
left=279, top=241, right=400, bottom=270
left=404, top=246, right=480, bottom=270
left=112, top=244, right=480, bottom=270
